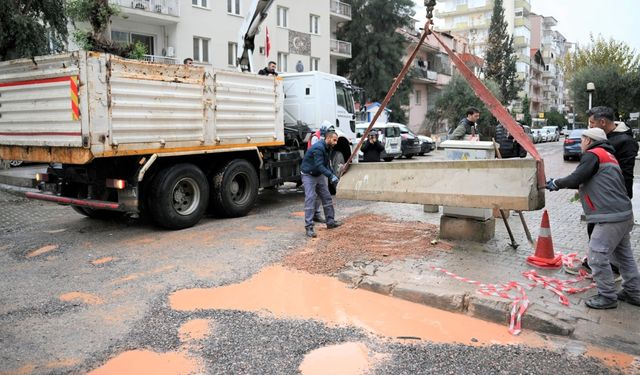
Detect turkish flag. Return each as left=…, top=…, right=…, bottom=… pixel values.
left=265, top=26, right=271, bottom=58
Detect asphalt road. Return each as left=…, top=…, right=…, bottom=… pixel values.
left=0, top=141, right=627, bottom=374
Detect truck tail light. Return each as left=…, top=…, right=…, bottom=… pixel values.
left=106, top=178, right=126, bottom=189
left=35, top=173, right=49, bottom=182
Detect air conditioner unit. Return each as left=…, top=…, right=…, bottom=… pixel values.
left=166, top=46, right=175, bottom=57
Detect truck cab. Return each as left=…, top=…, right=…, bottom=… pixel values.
left=281, top=72, right=357, bottom=171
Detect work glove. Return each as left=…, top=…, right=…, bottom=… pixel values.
left=330, top=175, right=340, bottom=185
left=546, top=178, right=559, bottom=191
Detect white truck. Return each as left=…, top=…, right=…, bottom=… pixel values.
left=0, top=51, right=357, bottom=229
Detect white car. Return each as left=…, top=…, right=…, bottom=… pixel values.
left=542, top=126, right=559, bottom=141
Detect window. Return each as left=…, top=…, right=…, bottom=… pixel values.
left=277, top=52, right=288, bottom=72
left=228, top=42, right=237, bottom=66
left=415, top=90, right=422, bottom=105
left=335, top=82, right=354, bottom=114
left=227, top=0, right=240, bottom=15
left=310, top=57, right=320, bottom=71
left=131, top=33, right=154, bottom=55
left=277, top=6, right=289, bottom=28
left=192, top=0, right=208, bottom=7
left=193, top=37, right=210, bottom=63
left=309, top=15, right=320, bottom=34
left=111, top=31, right=129, bottom=46
left=111, top=31, right=154, bottom=55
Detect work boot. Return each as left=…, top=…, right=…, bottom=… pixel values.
left=326, top=220, right=343, bottom=229
left=313, top=215, right=326, bottom=223
left=617, top=290, right=640, bottom=306
left=585, top=294, right=618, bottom=310
left=305, top=227, right=317, bottom=238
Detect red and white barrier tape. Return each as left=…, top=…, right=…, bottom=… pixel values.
left=431, top=254, right=595, bottom=335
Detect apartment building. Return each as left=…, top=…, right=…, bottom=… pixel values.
left=433, top=0, right=532, bottom=108
left=398, top=28, right=455, bottom=133
left=104, top=0, right=352, bottom=74
left=529, top=13, right=568, bottom=114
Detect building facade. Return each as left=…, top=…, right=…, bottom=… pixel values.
left=398, top=29, right=456, bottom=133
left=103, top=0, right=352, bottom=74
left=529, top=13, right=569, bottom=115
left=434, top=0, right=532, bottom=107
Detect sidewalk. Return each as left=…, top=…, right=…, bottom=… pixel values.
left=336, top=155, right=640, bottom=356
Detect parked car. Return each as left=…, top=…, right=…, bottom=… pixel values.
left=417, top=135, right=435, bottom=155
left=393, top=123, right=421, bottom=158
left=563, top=129, right=586, bottom=161
left=522, top=125, right=535, bottom=145
left=542, top=126, right=560, bottom=141
left=530, top=129, right=543, bottom=143
left=561, top=126, right=570, bottom=137
left=355, top=122, right=402, bottom=162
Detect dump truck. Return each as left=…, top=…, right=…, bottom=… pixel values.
left=0, top=51, right=357, bottom=229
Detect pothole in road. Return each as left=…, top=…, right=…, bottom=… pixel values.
left=168, top=265, right=534, bottom=346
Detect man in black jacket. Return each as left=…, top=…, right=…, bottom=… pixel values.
left=450, top=107, right=480, bottom=140
left=587, top=107, right=638, bottom=198
left=361, top=132, right=385, bottom=162
left=258, top=61, right=278, bottom=77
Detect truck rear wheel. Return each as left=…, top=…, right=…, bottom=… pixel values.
left=331, top=151, right=346, bottom=175
left=211, top=159, right=258, bottom=217
left=147, top=164, right=209, bottom=229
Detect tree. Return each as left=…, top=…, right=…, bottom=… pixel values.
left=483, top=0, right=520, bottom=104
left=522, top=95, right=531, bottom=126
left=0, top=0, right=68, bottom=61
left=425, top=73, right=502, bottom=139
left=562, top=34, right=640, bottom=80
left=67, top=0, right=146, bottom=58
left=336, top=0, right=415, bottom=123
left=544, top=109, right=568, bottom=127
left=569, top=65, right=638, bottom=121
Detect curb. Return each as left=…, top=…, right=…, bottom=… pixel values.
left=337, top=269, right=575, bottom=336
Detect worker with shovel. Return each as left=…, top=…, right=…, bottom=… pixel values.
left=300, top=131, right=343, bottom=238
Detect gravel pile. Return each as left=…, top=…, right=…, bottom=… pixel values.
left=283, top=214, right=452, bottom=274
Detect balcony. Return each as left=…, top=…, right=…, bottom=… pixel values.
left=111, top=0, right=180, bottom=24
left=514, top=36, right=529, bottom=47
left=411, top=67, right=438, bottom=83
left=514, top=17, right=529, bottom=28
left=330, top=39, right=352, bottom=58
left=330, top=0, right=351, bottom=21
left=515, top=0, right=531, bottom=11
left=143, top=54, right=178, bottom=64
left=435, top=2, right=492, bottom=17
left=542, top=70, right=555, bottom=78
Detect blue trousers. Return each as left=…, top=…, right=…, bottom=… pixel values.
left=302, top=174, right=335, bottom=229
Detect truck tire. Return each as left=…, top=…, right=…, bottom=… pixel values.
left=331, top=151, right=346, bottom=175
left=147, top=163, right=209, bottom=229
left=71, top=206, right=124, bottom=220
left=383, top=157, right=394, bottom=162
left=211, top=159, right=258, bottom=218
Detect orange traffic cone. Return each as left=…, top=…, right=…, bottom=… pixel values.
left=526, top=210, right=562, bottom=269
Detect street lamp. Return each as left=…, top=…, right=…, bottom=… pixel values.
left=586, top=82, right=595, bottom=110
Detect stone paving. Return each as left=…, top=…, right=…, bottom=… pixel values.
left=337, top=142, right=640, bottom=355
